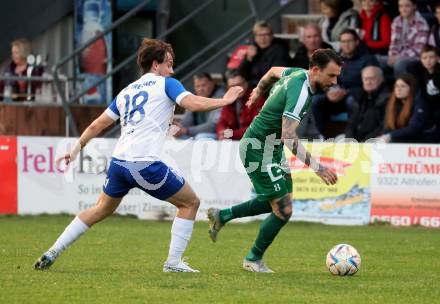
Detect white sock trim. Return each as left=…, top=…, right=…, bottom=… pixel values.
left=74, top=216, right=90, bottom=230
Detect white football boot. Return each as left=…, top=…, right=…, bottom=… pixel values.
left=163, top=259, right=200, bottom=273
left=242, top=259, right=274, bottom=273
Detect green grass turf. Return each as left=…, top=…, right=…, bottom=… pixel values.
left=0, top=215, right=439, bottom=304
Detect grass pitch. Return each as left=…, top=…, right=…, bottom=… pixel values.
left=1, top=215, right=439, bottom=303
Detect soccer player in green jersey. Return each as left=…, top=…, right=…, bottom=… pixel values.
left=208, top=49, right=342, bottom=272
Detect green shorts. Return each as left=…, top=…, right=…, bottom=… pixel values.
left=239, top=136, right=292, bottom=202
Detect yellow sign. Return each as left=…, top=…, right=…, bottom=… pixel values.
left=285, top=143, right=371, bottom=200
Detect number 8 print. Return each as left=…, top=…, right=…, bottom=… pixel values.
left=123, top=91, right=149, bottom=126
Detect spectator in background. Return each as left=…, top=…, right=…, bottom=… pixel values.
left=359, top=0, right=392, bottom=55
left=0, top=38, right=43, bottom=101
left=216, top=70, right=264, bottom=140
left=345, top=66, right=389, bottom=141
left=291, top=23, right=333, bottom=69
left=412, top=45, right=440, bottom=141
left=414, top=45, right=440, bottom=104
left=238, top=21, right=291, bottom=88
left=385, top=0, right=429, bottom=77
left=291, top=24, right=332, bottom=140
left=312, top=29, right=378, bottom=137
left=428, top=2, right=440, bottom=49
left=290, top=24, right=331, bottom=140
left=173, top=72, right=224, bottom=140
left=319, top=0, right=360, bottom=51
left=379, top=74, right=428, bottom=143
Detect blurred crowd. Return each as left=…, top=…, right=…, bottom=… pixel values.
left=1, top=0, right=439, bottom=143
left=174, top=0, right=440, bottom=143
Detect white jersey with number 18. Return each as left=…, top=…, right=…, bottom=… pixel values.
left=104, top=72, right=191, bottom=161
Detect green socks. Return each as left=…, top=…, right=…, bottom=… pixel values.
left=219, top=198, right=272, bottom=223
left=218, top=199, right=288, bottom=261
left=245, top=213, right=288, bottom=261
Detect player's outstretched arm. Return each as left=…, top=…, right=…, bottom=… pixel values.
left=58, top=112, right=115, bottom=166
left=180, top=86, right=243, bottom=112
left=246, top=66, right=287, bottom=107
left=281, top=116, right=337, bottom=186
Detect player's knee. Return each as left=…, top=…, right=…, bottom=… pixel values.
left=282, top=203, right=293, bottom=220
left=273, top=196, right=292, bottom=221
left=188, top=196, right=200, bottom=210
left=177, top=195, right=200, bottom=210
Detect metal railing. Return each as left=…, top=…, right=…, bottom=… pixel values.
left=0, top=75, right=71, bottom=104
left=178, top=0, right=297, bottom=84
left=53, top=0, right=153, bottom=136
left=52, top=0, right=297, bottom=137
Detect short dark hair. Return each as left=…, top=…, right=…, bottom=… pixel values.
left=193, top=72, right=213, bottom=81
left=136, top=38, right=175, bottom=74
left=421, top=44, right=440, bottom=56
left=339, top=28, right=360, bottom=41
left=309, top=49, right=343, bottom=69
left=225, top=69, right=244, bottom=80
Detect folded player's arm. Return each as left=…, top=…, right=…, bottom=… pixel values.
left=281, top=116, right=320, bottom=172
left=247, top=67, right=287, bottom=107
left=256, top=67, right=287, bottom=93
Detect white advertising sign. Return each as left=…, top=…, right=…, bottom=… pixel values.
left=371, top=144, right=440, bottom=227
left=18, top=137, right=253, bottom=221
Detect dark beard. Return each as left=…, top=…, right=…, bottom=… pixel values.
left=315, top=81, right=329, bottom=94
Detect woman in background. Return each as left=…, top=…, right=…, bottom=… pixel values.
left=379, top=74, right=428, bottom=143
left=0, top=38, right=43, bottom=101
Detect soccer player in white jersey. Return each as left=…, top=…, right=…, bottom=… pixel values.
left=34, top=38, right=243, bottom=272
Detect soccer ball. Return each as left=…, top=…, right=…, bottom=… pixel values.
left=326, top=244, right=361, bottom=276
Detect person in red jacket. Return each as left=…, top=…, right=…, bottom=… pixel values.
left=216, top=70, right=265, bottom=140
left=359, top=0, right=392, bottom=55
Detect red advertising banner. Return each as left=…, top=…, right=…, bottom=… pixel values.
left=0, top=136, right=17, bottom=214
left=371, top=144, right=440, bottom=227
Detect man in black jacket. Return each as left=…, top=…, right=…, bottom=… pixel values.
left=291, top=23, right=333, bottom=69
left=345, top=66, right=389, bottom=142
left=238, top=21, right=291, bottom=87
